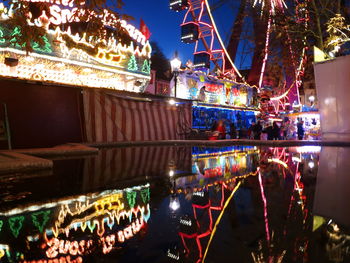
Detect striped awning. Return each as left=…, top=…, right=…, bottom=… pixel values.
left=83, top=88, right=192, bottom=142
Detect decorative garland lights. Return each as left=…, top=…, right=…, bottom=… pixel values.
left=0, top=2, right=152, bottom=91
left=0, top=184, right=151, bottom=263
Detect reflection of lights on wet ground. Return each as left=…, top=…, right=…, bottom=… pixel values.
left=295, top=187, right=303, bottom=192
left=0, top=244, right=9, bottom=250
left=169, top=196, right=180, bottom=211
left=292, top=156, right=301, bottom=163
left=308, top=161, right=315, bottom=169
left=167, top=249, right=180, bottom=260
left=296, top=146, right=321, bottom=153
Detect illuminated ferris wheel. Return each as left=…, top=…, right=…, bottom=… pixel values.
left=169, top=0, right=242, bottom=81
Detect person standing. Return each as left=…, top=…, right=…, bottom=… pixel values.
left=253, top=121, right=263, bottom=140
left=230, top=123, right=237, bottom=139
left=297, top=120, right=305, bottom=140
left=239, top=126, right=248, bottom=139
left=264, top=123, right=274, bottom=140
left=210, top=120, right=217, bottom=132
left=272, top=121, right=281, bottom=140
left=248, top=122, right=255, bottom=139
left=247, top=122, right=255, bottom=139
left=216, top=120, right=226, bottom=140
left=281, top=120, right=290, bottom=140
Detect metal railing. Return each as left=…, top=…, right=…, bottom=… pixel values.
left=0, top=103, right=12, bottom=150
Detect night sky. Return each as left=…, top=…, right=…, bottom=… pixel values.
left=122, top=0, right=241, bottom=67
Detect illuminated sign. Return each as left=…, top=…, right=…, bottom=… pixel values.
left=174, top=70, right=256, bottom=108
left=0, top=1, right=152, bottom=91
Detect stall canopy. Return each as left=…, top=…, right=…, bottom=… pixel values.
left=83, top=89, right=192, bottom=142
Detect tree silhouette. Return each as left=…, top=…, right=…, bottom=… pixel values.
left=150, top=41, right=171, bottom=81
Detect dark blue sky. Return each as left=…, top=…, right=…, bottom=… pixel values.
left=122, top=0, right=242, bottom=66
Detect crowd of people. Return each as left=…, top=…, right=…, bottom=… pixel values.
left=209, top=119, right=305, bottom=140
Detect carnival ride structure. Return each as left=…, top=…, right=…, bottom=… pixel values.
left=171, top=0, right=242, bottom=79
left=170, top=0, right=311, bottom=117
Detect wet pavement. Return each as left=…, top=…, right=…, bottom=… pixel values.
left=0, top=146, right=349, bottom=263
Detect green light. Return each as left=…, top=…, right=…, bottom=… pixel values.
left=127, top=54, right=138, bottom=71
left=87, top=221, right=95, bottom=233
left=126, top=191, right=137, bottom=208
left=313, top=215, right=326, bottom=232
left=31, top=210, right=51, bottom=233
left=0, top=27, right=5, bottom=44
left=32, top=36, right=52, bottom=53
left=140, top=188, right=150, bottom=203
left=141, top=59, right=151, bottom=74
left=10, top=26, right=24, bottom=48
left=8, top=216, right=25, bottom=238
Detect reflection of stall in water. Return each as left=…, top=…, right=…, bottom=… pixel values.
left=174, top=146, right=259, bottom=193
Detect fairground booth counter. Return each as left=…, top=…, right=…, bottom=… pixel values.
left=0, top=1, right=193, bottom=149
left=284, top=111, right=321, bottom=140
left=170, top=70, right=259, bottom=135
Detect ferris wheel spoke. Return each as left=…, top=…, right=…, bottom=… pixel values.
left=170, top=0, right=242, bottom=80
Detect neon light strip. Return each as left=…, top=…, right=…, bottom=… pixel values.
left=198, top=1, right=205, bottom=21
left=0, top=47, right=150, bottom=80
left=258, top=170, right=270, bottom=244
left=192, top=149, right=258, bottom=158
left=198, top=21, right=213, bottom=28
left=183, top=6, right=191, bottom=23
left=0, top=184, right=150, bottom=216
left=258, top=11, right=272, bottom=89
left=193, top=104, right=259, bottom=112
left=44, top=218, right=145, bottom=259
left=181, top=21, right=199, bottom=26
left=203, top=0, right=242, bottom=78
left=268, top=158, right=288, bottom=169
left=270, top=86, right=292, bottom=101
left=202, top=181, right=242, bottom=262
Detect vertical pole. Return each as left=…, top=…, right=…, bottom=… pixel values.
left=174, top=72, right=178, bottom=98
left=3, top=103, right=11, bottom=150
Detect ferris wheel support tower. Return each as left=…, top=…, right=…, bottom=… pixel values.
left=170, top=0, right=242, bottom=80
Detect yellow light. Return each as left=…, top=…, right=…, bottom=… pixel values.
left=204, top=0, right=242, bottom=78
left=267, top=158, right=288, bottom=169
left=314, top=46, right=328, bottom=62
left=0, top=50, right=150, bottom=91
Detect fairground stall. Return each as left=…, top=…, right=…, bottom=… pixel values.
left=0, top=2, right=192, bottom=149
left=0, top=1, right=152, bottom=91
left=171, top=70, right=259, bottom=138
left=284, top=111, right=321, bottom=140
